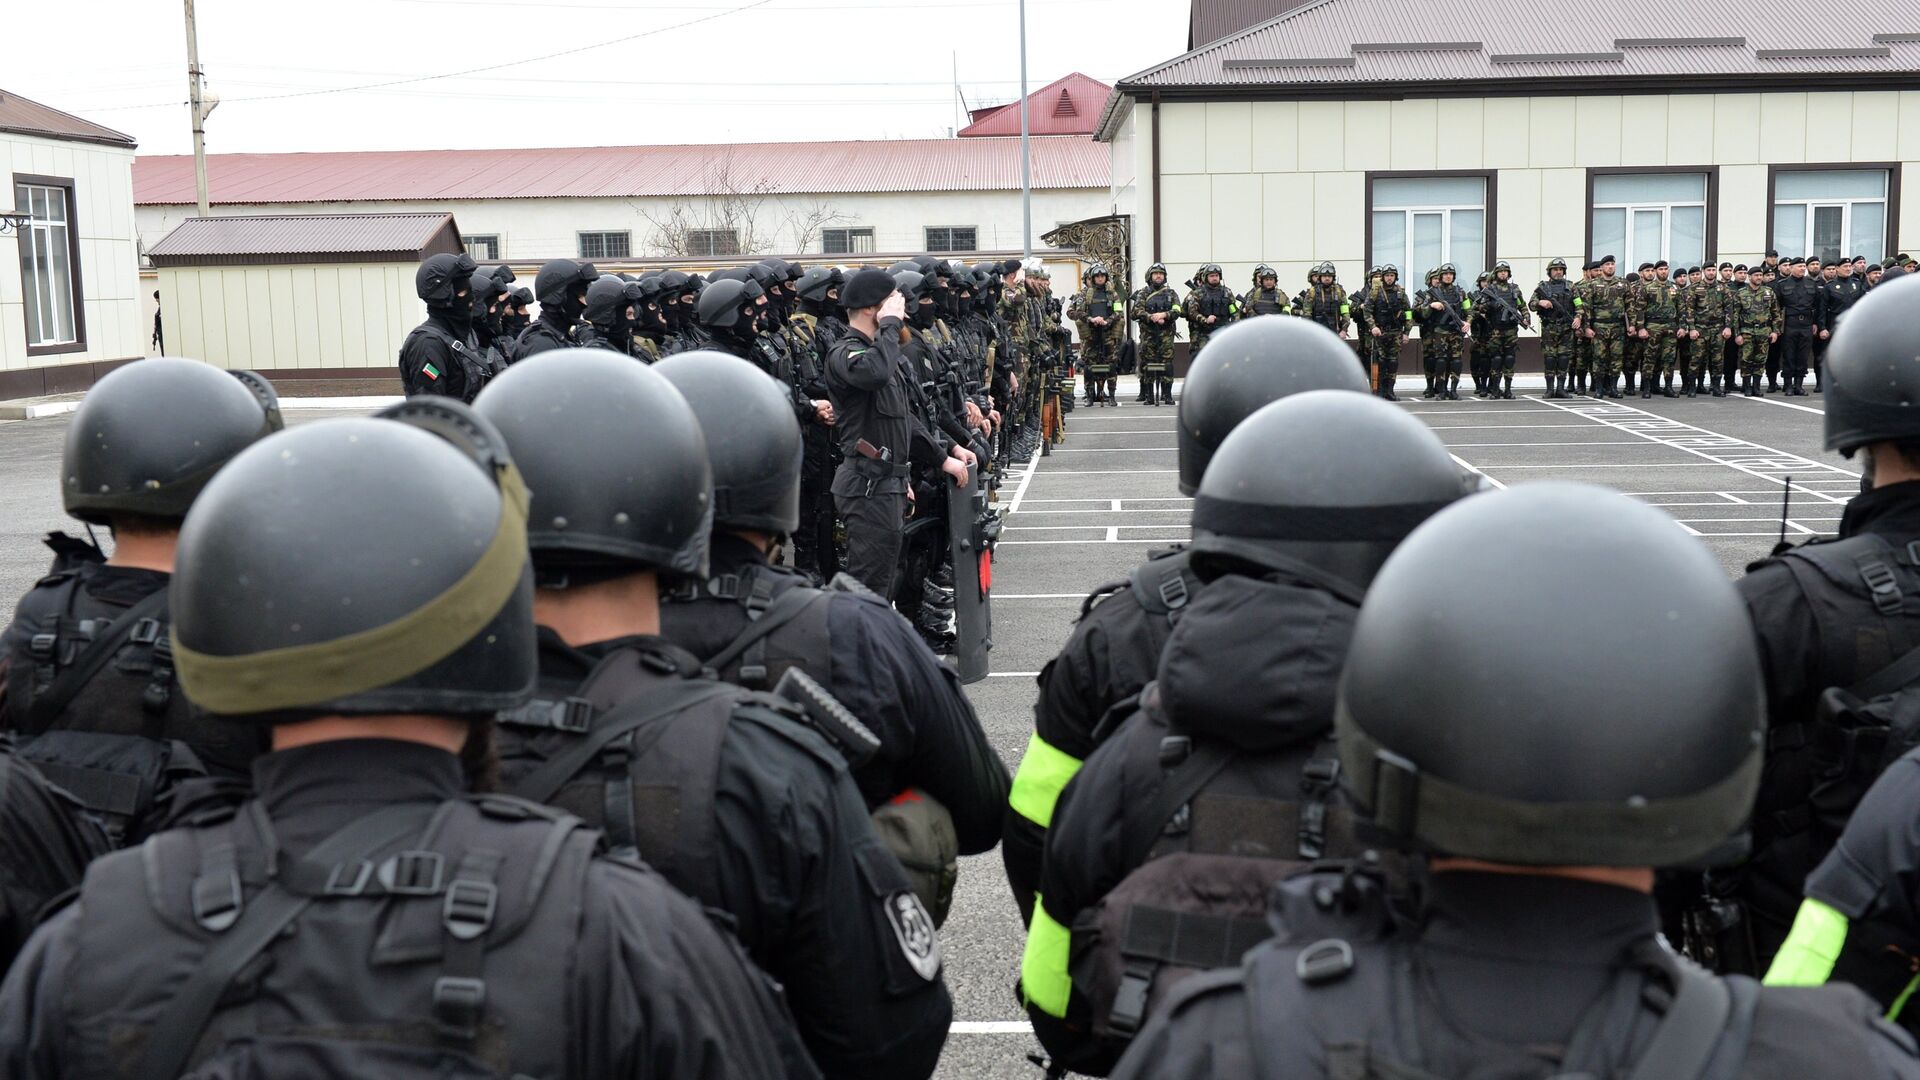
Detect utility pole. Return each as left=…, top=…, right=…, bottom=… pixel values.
left=184, top=0, right=215, bottom=216
left=1017, top=0, right=1032, bottom=260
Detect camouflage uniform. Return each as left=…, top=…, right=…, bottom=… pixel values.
left=1570, top=268, right=1597, bottom=392
left=1415, top=271, right=1442, bottom=397
left=1068, top=271, right=1126, bottom=406
left=1183, top=266, right=1239, bottom=360
left=1627, top=274, right=1684, bottom=397
left=1733, top=280, right=1783, bottom=396
left=1468, top=273, right=1494, bottom=395
left=1532, top=265, right=1578, bottom=398
left=1480, top=269, right=1528, bottom=397
left=1361, top=271, right=1413, bottom=400
left=1423, top=269, right=1472, bottom=399
left=1686, top=274, right=1734, bottom=396
left=1294, top=264, right=1357, bottom=378
left=1240, top=265, right=1291, bottom=320
left=1132, top=267, right=1181, bottom=406
left=1579, top=274, right=1633, bottom=397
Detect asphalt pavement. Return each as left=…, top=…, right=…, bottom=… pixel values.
left=0, top=377, right=1851, bottom=1079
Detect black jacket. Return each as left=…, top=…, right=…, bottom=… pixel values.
left=1775, top=274, right=1828, bottom=329
left=826, top=322, right=944, bottom=497
left=512, top=310, right=578, bottom=361
left=0, top=751, right=108, bottom=973
left=0, top=739, right=816, bottom=1079
left=659, top=535, right=1009, bottom=852
left=503, top=632, right=953, bottom=1080
left=398, top=314, right=487, bottom=401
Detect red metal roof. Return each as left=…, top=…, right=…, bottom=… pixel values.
left=0, top=88, right=135, bottom=148
left=956, top=74, right=1111, bottom=137
left=133, top=136, right=1109, bottom=206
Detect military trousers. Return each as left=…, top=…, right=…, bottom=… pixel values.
left=1573, top=333, right=1593, bottom=377
left=1431, top=330, right=1466, bottom=375
left=1541, top=323, right=1575, bottom=375
left=1487, top=328, right=1519, bottom=375
left=1737, top=331, right=1773, bottom=376
left=1688, top=333, right=1729, bottom=377
left=1780, top=327, right=1814, bottom=379
left=1373, top=334, right=1405, bottom=379
left=1588, top=326, right=1627, bottom=377
left=1638, top=326, right=1677, bottom=377
left=835, top=488, right=906, bottom=600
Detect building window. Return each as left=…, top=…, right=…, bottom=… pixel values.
left=925, top=226, right=977, bottom=253
left=15, top=178, right=84, bottom=352
left=1590, top=172, right=1708, bottom=270
left=1369, top=175, right=1487, bottom=284
left=464, top=234, right=500, bottom=260
left=1773, top=169, right=1891, bottom=265
left=578, top=231, right=632, bottom=259
left=684, top=229, right=740, bottom=257
left=822, top=227, right=876, bottom=255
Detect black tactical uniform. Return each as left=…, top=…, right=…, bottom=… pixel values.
left=0, top=750, right=108, bottom=972
left=793, top=266, right=850, bottom=577
left=0, top=360, right=281, bottom=840
left=399, top=252, right=489, bottom=400
left=1775, top=261, right=1827, bottom=395
left=512, top=258, right=598, bottom=361
left=1021, top=392, right=1465, bottom=1076
left=573, top=275, right=634, bottom=355
left=1005, top=320, right=1370, bottom=920
left=473, top=350, right=952, bottom=1080
left=0, top=402, right=814, bottom=1080
left=1114, top=482, right=1920, bottom=1080
left=469, top=267, right=514, bottom=376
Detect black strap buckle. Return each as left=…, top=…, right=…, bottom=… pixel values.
left=1109, top=960, right=1156, bottom=1036
left=443, top=880, right=498, bottom=941
left=706, top=573, right=742, bottom=600
left=1295, top=938, right=1355, bottom=985
left=26, top=632, right=56, bottom=661
left=324, top=859, right=375, bottom=896
left=192, top=868, right=244, bottom=932
left=1862, top=560, right=1904, bottom=616
left=1158, top=735, right=1192, bottom=768
left=127, top=617, right=163, bottom=646
left=554, top=697, right=593, bottom=734
left=380, top=850, right=446, bottom=896
left=431, top=975, right=488, bottom=1041
left=1158, top=573, right=1189, bottom=610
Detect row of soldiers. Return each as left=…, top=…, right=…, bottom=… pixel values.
left=396, top=251, right=1071, bottom=654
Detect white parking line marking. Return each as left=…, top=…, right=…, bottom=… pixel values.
left=950, top=1021, right=1034, bottom=1034
left=1739, top=395, right=1826, bottom=416
left=1450, top=453, right=1507, bottom=490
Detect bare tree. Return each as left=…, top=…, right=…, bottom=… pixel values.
left=782, top=198, right=849, bottom=255
left=635, top=150, right=780, bottom=257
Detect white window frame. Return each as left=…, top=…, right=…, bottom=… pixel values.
left=925, top=226, right=978, bottom=253
left=821, top=226, right=875, bottom=255
left=15, top=179, right=82, bottom=350
left=463, top=234, right=500, bottom=260
left=1590, top=174, right=1708, bottom=270
left=577, top=231, right=632, bottom=259
left=1369, top=175, right=1487, bottom=283
left=1772, top=169, right=1890, bottom=265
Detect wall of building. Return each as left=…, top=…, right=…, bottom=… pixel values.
left=158, top=261, right=419, bottom=372
left=137, top=187, right=1112, bottom=263
left=1122, top=89, right=1920, bottom=327
left=2, top=131, right=145, bottom=389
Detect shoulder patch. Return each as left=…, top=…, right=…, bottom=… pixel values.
left=886, top=889, right=943, bottom=982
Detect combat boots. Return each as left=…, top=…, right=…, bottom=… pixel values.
left=1787, top=376, right=1807, bottom=397
left=1767, top=374, right=1780, bottom=394
left=1444, top=375, right=1460, bottom=401
left=1710, top=375, right=1724, bottom=397
left=1641, top=376, right=1654, bottom=399
left=1610, top=375, right=1624, bottom=400
left=1663, top=373, right=1677, bottom=398
left=1500, top=375, right=1514, bottom=399
left=1573, top=372, right=1588, bottom=396
left=1684, top=373, right=1698, bottom=398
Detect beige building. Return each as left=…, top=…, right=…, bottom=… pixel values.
left=2, top=90, right=144, bottom=398
left=1100, top=0, right=1918, bottom=357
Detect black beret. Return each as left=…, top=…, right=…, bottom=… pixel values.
left=842, top=267, right=897, bottom=310
left=1766, top=249, right=1779, bottom=258
left=1734, top=264, right=1748, bottom=272
left=1638, top=262, right=1655, bottom=271
left=1000, top=258, right=1023, bottom=275
left=1719, top=262, right=1734, bottom=270
left=1601, top=254, right=1617, bottom=263
left=1654, top=259, right=1669, bottom=268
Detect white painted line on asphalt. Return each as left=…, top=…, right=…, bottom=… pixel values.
left=1004, top=453, right=1041, bottom=516
left=1046, top=446, right=1178, bottom=453
left=993, top=593, right=1089, bottom=599
left=950, top=1021, right=1034, bottom=1034
left=1422, top=423, right=1594, bottom=429
left=1111, top=499, right=1123, bottom=511
left=1529, top=397, right=1858, bottom=504
left=1106, top=526, right=1120, bottom=541
left=1443, top=440, right=1644, bottom=447
left=984, top=671, right=1041, bottom=678
left=1026, top=468, right=1180, bottom=476
left=1475, top=462, right=1715, bottom=469
left=1450, top=453, right=1507, bottom=490
left=1018, top=497, right=1192, bottom=504
left=1000, top=537, right=1190, bottom=546
left=1716, top=491, right=1744, bottom=503
left=1398, top=408, right=1560, bottom=414
left=1739, top=394, right=1825, bottom=416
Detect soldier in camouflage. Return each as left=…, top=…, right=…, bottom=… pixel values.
left=1570, top=261, right=1599, bottom=395
left=1622, top=262, right=1656, bottom=394
left=1733, top=271, right=1783, bottom=397
left=1240, top=265, right=1291, bottom=320
left=1069, top=263, right=1125, bottom=407
left=1423, top=263, right=1473, bottom=400
left=1416, top=268, right=1442, bottom=398
left=1468, top=271, right=1494, bottom=397
left=1182, top=264, right=1238, bottom=361
left=1480, top=261, right=1528, bottom=400
left=1533, top=258, right=1578, bottom=399
left=1628, top=259, right=1684, bottom=399
left=1575, top=255, right=1632, bottom=399
left=1294, top=261, right=1356, bottom=376
left=1362, top=264, right=1413, bottom=401
left=1132, top=262, right=1181, bottom=405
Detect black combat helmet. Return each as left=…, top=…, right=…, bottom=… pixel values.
left=696, top=278, right=764, bottom=337
left=583, top=275, right=632, bottom=330
left=470, top=270, right=509, bottom=330
left=64, top=359, right=284, bottom=525
left=1822, top=276, right=1920, bottom=456
left=170, top=398, right=536, bottom=721
left=533, top=258, right=599, bottom=307
left=1175, top=318, right=1370, bottom=495
left=474, top=349, right=711, bottom=582
left=1338, top=483, right=1763, bottom=867
left=1189, top=391, right=1469, bottom=597
left=796, top=265, right=838, bottom=304
left=417, top=252, right=478, bottom=306
left=654, top=351, right=802, bottom=535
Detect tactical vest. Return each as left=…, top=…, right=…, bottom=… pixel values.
left=1230, top=873, right=1884, bottom=1080
left=1537, top=280, right=1576, bottom=324
left=401, top=321, right=488, bottom=399
left=1247, top=289, right=1288, bottom=317
left=1365, top=286, right=1410, bottom=333
left=1121, top=547, right=1202, bottom=666
left=62, top=794, right=595, bottom=1079
left=3, top=537, right=264, bottom=840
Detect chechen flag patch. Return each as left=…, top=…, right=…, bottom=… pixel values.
left=422, top=362, right=441, bottom=381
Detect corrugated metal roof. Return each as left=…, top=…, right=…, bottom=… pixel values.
left=133, top=136, right=1108, bottom=206
left=145, top=212, right=463, bottom=266
left=0, top=89, right=135, bottom=148
left=1188, top=0, right=1318, bottom=51
left=1128, top=0, right=1920, bottom=89
left=957, top=73, right=1111, bottom=137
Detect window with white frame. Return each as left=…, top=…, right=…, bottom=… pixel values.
left=15, top=180, right=82, bottom=349
left=822, top=227, right=875, bottom=255
left=1773, top=169, right=1890, bottom=265
left=577, top=231, right=632, bottom=259
left=464, top=234, right=500, bottom=260
left=1370, top=176, right=1486, bottom=284
left=1590, top=173, right=1707, bottom=271
left=925, top=226, right=977, bottom=253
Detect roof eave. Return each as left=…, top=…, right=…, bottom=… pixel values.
left=0, top=123, right=137, bottom=149
left=1114, top=68, right=1920, bottom=100
left=1094, top=90, right=1133, bottom=143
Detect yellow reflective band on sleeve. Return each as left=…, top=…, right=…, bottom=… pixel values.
left=1009, top=733, right=1084, bottom=828
left=1021, top=897, right=1074, bottom=1018
left=1764, top=898, right=1850, bottom=987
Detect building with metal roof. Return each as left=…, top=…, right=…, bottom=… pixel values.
left=2, top=89, right=144, bottom=399
left=132, top=133, right=1113, bottom=265
left=1099, top=0, right=1920, bottom=364
left=957, top=73, right=1111, bottom=138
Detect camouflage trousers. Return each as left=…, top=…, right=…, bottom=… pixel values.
left=1541, top=323, right=1575, bottom=375
left=1429, top=330, right=1466, bottom=375
left=1738, top=332, right=1773, bottom=376
left=1573, top=332, right=1592, bottom=376
left=1486, top=328, right=1519, bottom=375
left=1188, top=330, right=1213, bottom=360
left=1688, top=332, right=1728, bottom=377
left=1137, top=333, right=1175, bottom=377
left=1588, top=326, right=1627, bottom=378
left=1372, top=333, right=1405, bottom=377
left=1638, top=326, right=1677, bottom=377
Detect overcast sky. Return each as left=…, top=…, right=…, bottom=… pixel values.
left=13, top=0, right=1174, bottom=156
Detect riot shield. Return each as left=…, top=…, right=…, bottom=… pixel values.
left=947, top=463, right=1001, bottom=683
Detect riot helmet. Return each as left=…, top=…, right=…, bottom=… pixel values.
left=1254, top=264, right=1278, bottom=287
left=1145, top=262, right=1168, bottom=287
left=1822, top=276, right=1920, bottom=456
left=64, top=359, right=284, bottom=526
left=894, top=270, right=937, bottom=328
left=583, top=275, right=634, bottom=336
left=1086, top=261, right=1109, bottom=285
left=1547, top=258, right=1568, bottom=277
left=1381, top=264, right=1399, bottom=283
left=1337, top=483, right=1763, bottom=867
left=486, top=264, right=516, bottom=288
left=1175, top=318, right=1370, bottom=495
left=1189, top=391, right=1469, bottom=598
left=1493, top=260, right=1512, bottom=279
left=469, top=270, right=509, bottom=336
left=171, top=397, right=536, bottom=721
left=474, top=349, right=711, bottom=582
left=655, top=351, right=802, bottom=535
left=417, top=252, right=479, bottom=326
left=696, top=278, right=765, bottom=343
left=533, top=258, right=599, bottom=321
